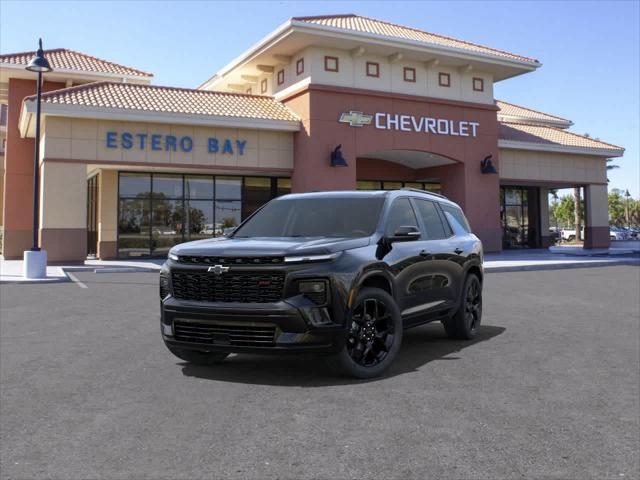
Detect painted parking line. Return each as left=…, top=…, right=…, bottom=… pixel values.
left=66, top=272, right=88, bottom=289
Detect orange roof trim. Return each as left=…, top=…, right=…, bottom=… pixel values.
left=499, top=122, right=624, bottom=152
left=0, top=48, right=152, bottom=78
left=293, top=14, right=539, bottom=64
left=497, top=100, right=572, bottom=125
left=24, top=81, right=299, bottom=122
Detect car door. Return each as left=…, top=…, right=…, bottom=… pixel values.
left=411, top=198, right=462, bottom=311
left=380, top=197, right=432, bottom=317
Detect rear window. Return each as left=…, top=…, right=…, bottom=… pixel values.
left=441, top=204, right=471, bottom=233
left=413, top=199, right=448, bottom=240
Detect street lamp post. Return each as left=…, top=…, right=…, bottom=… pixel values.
left=23, top=39, right=52, bottom=279
left=625, top=189, right=631, bottom=230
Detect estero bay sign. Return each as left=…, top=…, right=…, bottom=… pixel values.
left=105, top=131, right=248, bottom=155
left=339, top=111, right=480, bottom=137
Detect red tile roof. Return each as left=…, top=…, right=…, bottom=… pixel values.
left=499, top=122, right=624, bottom=154
left=26, top=81, right=299, bottom=122
left=497, top=100, right=571, bottom=127
left=293, top=14, right=538, bottom=64
left=0, top=48, right=152, bottom=78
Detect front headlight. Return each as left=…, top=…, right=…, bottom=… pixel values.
left=284, top=252, right=341, bottom=264
left=168, top=251, right=179, bottom=261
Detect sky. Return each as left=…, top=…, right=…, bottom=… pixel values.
left=1, top=0, right=638, bottom=197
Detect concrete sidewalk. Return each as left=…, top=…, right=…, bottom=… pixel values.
left=1, top=249, right=637, bottom=283
left=0, top=257, right=162, bottom=284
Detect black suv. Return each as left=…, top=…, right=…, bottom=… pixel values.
left=160, top=189, right=483, bottom=378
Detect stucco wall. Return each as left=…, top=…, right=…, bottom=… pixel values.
left=42, top=117, right=294, bottom=171
left=499, top=148, right=607, bottom=184
left=273, top=46, right=494, bottom=105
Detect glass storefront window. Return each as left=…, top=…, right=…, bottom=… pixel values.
left=277, top=178, right=291, bottom=197
left=119, top=173, right=151, bottom=197
left=356, top=180, right=441, bottom=193
left=186, top=200, right=214, bottom=240
left=118, top=197, right=151, bottom=257
left=153, top=175, right=183, bottom=198
left=243, top=177, right=272, bottom=219
left=117, top=173, right=289, bottom=258
left=185, top=176, right=214, bottom=200
left=216, top=176, right=241, bottom=199
left=357, top=181, right=381, bottom=190
left=216, top=201, right=242, bottom=235
left=151, top=199, right=184, bottom=256
left=382, top=182, right=403, bottom=190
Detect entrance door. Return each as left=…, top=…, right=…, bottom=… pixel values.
left=87, top=175, right=99, bottom=257
left=500, top=186, right=540, bottom=248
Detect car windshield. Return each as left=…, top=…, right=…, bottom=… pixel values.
left=233, top=196, right=385, bottom=238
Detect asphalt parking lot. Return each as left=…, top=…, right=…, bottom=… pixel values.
left=1, top=266, right=639, bottom=480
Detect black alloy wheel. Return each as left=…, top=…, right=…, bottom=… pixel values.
left=347, top=298, right=395, bottom=367
left=464, top=275, right=482, bottom=334
left=443, top=273, right=482, bottom=340
left=330, top=287, right=402, bottom=379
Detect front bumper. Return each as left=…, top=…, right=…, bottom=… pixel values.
left=161, top=295, right=347, bottom=354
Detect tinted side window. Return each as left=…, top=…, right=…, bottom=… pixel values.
left=441, top=204, right=471, bottom=233
left=414, top=199, right=448, bottom=240
left=385, top=198, right=419, bottom=235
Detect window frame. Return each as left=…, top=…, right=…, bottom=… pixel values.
left=438, top=72, right=451, bottom=87
left=260, top=78, right=268, bottom=94
left=403, top=67, right=416, bottom=83
left=411, top=198, right=452, bottom=240
left=383, top=196, right=420, bottom=237
left=324, top=55, right=339, bottom=72
left=296, top=58, right=304, bottom=75
left=277, top=69, right=284, bottom=85
left=472, top=77, right=484, bottom=92
left=366, top=61, right=380, bottom=78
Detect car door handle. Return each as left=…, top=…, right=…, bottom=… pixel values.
left=454, top=248, right=464, bottom=255
left=419, top=250, right=431, bottom=257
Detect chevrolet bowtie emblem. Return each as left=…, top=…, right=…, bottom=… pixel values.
left=208, top=265, right=230, bottom=275
left=339, top=111, right=373, bottom=127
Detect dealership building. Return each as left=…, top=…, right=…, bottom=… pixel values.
left=0, top=14, right=624, bottom=261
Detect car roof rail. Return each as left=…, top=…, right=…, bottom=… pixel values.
left=400, top=187, right=449, bottom=200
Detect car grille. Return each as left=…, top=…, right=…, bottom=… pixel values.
left=177, top=255, right=284, bottom=265
left=171, top=271, right=285, bottom=303
left=174, top=321, right=276, bottom=347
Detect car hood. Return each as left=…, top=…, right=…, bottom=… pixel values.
left=170, top=236, right=372, bottom=257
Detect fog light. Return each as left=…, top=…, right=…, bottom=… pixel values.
left=298, top=280, right=326, bottom=294
left=162, top=322, right=173, bottom=336
left=298, top=280, right=328, bottom=305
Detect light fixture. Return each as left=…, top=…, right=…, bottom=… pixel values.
left=26, top=39, right=53, bottom=73
left=480, top=154, right=497, bottom=174
left=330, top=144, right=348, bottom=167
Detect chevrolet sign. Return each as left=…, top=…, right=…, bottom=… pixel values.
left=339, top=111, right=480, bottom=137
left=338, top=111, right=373, bottom=127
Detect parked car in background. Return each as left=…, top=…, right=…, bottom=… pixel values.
left=561, top=228, right=584, bottom=242
left=610, top=227, right=628, bottom=241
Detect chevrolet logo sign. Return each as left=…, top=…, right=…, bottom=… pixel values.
left=208, top=265, right=230, bottom=275
left=339, top=111, right=373, bottom=127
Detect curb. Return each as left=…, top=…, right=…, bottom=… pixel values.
left=485, top=259, right=640, bottom=273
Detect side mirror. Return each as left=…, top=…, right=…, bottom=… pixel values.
left=388, top=225, right=421, bottom=242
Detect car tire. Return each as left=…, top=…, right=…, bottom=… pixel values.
left=443, top=273, right=482, bottom=340
left=329, top=287, right=402, bottom=379
left=166, top=344, right=229, bottom=365
left=567, top=235, right=575, bottom=242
